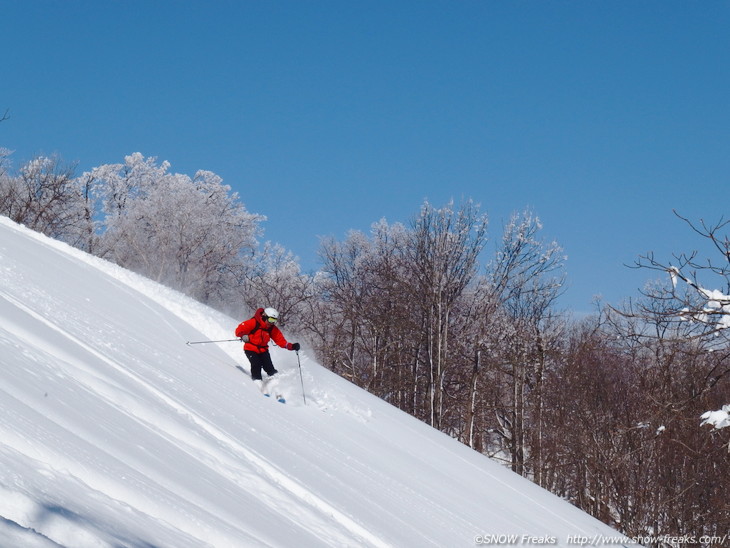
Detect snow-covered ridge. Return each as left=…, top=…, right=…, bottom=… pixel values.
left=0, top=216, right=629, bottom=547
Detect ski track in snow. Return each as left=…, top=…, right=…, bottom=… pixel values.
left=0, top=294, right=266, bottom=546
left=0, top=288, right=387, bottom=548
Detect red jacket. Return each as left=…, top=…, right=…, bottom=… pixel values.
left=235, top=308, right=292, bottom=354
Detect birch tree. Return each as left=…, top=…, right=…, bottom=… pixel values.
left=404, top=200, right=488, bottom=429
left=487, top=210, right=566, bottom=475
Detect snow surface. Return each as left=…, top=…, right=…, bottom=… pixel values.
left=701, top=405, right=730, bottom=430
left=0, top=216, right=632, bottom=547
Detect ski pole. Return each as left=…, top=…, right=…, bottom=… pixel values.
left=296, top=350, right=307, bottom=405
left=186, top=338, right=242, bottom=345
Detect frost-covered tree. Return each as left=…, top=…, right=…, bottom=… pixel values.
left=404, top=200, right=489, bottom=429
left=0, top=154, right=86, bottom=245
left=316, top=221, right=411, bottom=385
left=86, top=153, right=263, bottom=304
left=311, top=203, right=567, bottom=450
left=234, top=241, right=315, bottom=329
left=0, top=148, right=11, bottom=180
left=479, top=210, right=566, bottom=475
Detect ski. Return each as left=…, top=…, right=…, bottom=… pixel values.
left=255, top=379, right=285, bottom=403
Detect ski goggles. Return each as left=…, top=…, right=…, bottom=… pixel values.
left=265, top=316, right=278, bottom=324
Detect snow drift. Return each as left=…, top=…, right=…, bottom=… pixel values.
left=0, top=216, right=630, bottom=547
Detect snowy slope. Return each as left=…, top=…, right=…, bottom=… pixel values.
left=0, top=216, right=631, bottom=547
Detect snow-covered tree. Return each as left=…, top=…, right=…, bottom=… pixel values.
left=481, top=210, right=566, bottom=475
left=405, top=200, right=489, bottom=429
left=0, top=154, right=86, bottom=245
left=630, top=211, right=730, bottom=438
left=701, top=405, right=730, bottom=430
left=316, top=220, right=412, bottom=386
left=0, top=147, right=11, bottom=178
left=87, top=153, right=264, bottom=304
left=234, top=241, right=314, bottom=328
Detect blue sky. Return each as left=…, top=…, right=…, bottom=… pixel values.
left=3, top=1, right=729, bottom=314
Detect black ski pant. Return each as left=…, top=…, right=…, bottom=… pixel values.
left=245, top=349, right=278, bottom=381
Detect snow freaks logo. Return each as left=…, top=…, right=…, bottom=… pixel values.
left=474, top=534, right=557, bottom=545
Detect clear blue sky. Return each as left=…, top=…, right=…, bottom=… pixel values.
left=3, top=1, right=729, bottom=314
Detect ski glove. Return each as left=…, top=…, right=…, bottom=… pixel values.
left=240, top=335, right=250, bottom=343
left=288, top=342, right=301, bottom=351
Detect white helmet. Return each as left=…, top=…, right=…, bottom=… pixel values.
left=263, top=307, right=280, bottom=322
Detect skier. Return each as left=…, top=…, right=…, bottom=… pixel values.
left=235, top=307, right=300, bottom=393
